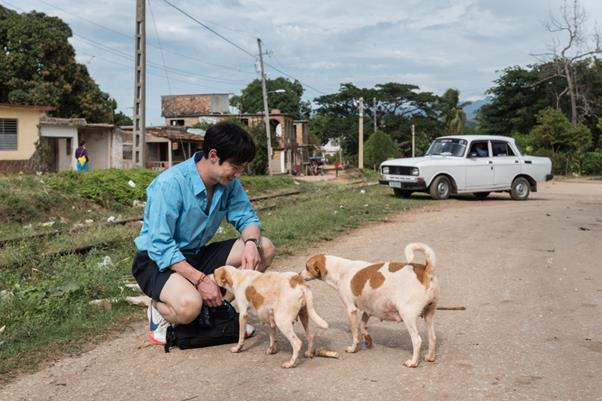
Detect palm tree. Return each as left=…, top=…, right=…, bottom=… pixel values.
left=441, top=89, right=471, bottom=134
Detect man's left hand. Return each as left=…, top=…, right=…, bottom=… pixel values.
left=241, top=241, right=261, bottom=270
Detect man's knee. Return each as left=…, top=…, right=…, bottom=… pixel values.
left=175, top=293, right=203, bottom=323
left=259, top=237, right=275, bottom=272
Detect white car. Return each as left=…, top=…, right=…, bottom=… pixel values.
left=379, top=135, right=553, bottom=200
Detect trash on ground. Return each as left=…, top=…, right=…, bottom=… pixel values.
left=126, top=295, right=151, bottom=307
left=97, top=256, right=113, bottom=269
left=127, top=180, right=136, bottom=188
left=315, top=349, right=340, bottom=359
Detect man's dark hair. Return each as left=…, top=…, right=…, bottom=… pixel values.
left=202, top=122, right=256, bottom=165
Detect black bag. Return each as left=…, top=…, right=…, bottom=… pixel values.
left=164, top=300, right=240, bottom=352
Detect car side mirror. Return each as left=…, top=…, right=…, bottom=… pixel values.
left=468, top=152, right=477, bottom=158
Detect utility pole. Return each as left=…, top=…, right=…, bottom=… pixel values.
left=358, top=97, right=364, bottom=169
left=133, top=0, right=146, bottom=168
left=411, top=124, right=415, bottom=158
left=373, top=97, right=377, bottom=133
left=257, top=38, right=272, bottom=176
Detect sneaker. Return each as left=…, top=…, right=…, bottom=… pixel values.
left=147, top=301, right=170, bottom=346
left=244, top=323, right=256, bottom=339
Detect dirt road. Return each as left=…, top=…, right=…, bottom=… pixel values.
left=2, top=180, right=601, bottom=401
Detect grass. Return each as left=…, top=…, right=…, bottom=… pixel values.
left=0, top=169, right=426, bottom=380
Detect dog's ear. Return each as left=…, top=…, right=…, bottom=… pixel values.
left=306, top=254, right=327, bottom=279
left=214, top=266, right=231, bottom=287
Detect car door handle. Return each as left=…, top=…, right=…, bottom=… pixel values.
left=515, top=160, right=519, bottom=163
left=488, top=161, right=493, bottom=164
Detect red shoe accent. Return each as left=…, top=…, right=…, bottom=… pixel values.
left=147, top=331, right=166, bottom=346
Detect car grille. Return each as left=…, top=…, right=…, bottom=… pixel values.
left=386, top=166, right=414, bottom=175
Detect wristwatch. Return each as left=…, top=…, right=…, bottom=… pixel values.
left=244, top=237, right=261, bottom=249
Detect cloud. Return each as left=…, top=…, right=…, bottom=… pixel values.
left=7, top=0, right=602, bottom=124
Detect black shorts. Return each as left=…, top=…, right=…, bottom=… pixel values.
left=132, top=239, right=237, bottom=301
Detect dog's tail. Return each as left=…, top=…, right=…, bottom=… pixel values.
left=301, top=286, right=329, bottom=329
left=404, top=242, right=436, bottom=274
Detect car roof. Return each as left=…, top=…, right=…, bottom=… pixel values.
left=436, top=135, right=515, bottom=142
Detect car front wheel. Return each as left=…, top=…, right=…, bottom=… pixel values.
left=429, top=176, right=451, bottom=200
left=510, top=177, right=530, bottom=200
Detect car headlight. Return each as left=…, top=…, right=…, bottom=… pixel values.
left=411, top=167, right=419, bottom=176
left=382, top=166, right=390, bottom=174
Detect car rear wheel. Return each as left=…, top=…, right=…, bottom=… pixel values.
left=510, top=177, right=530, bottom=200
left=474, top=192, right=490, bottom=199
left=429, top=176, right=451, bottom=200
left=393, top=188, right=413, bottom=198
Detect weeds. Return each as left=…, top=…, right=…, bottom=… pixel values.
left=0, top=171, right=422, bottom=379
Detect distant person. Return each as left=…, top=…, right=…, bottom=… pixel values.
left=75, top=141, right=89, bottom=171
left=132, top=122, right=275, bottom=346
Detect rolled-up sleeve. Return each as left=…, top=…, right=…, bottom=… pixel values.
left=226, top=180, right=261, bottom=232
left=146, top=181, right=186, bottom=271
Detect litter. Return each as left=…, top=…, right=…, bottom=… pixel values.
left=315, top=349, right=340, bottom=359
left=107, top=216, right=116, bottom=223
left=127, top=180, right=136, bottom=188
left=126, top=295, right=151, bottom=307
left=97, top=256, right=113, bottom=269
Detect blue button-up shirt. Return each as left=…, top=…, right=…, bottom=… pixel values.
left=134, top=152, right=261, bottom=271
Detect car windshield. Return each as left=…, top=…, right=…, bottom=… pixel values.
left=426, top=138, right=467, bottom=157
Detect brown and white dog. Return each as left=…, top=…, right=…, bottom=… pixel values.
left=301, top=242, right=439, bottom=368
left=214, top=265, right=329, bottom=368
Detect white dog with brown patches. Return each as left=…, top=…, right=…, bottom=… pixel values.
left=214, top=265, right=328, bottom=368
left=301, top=242, right=439, bottom=368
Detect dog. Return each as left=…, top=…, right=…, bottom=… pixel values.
left=213, top=265, right=329, bottom=368
left=301, top=242, right=439, bottom=368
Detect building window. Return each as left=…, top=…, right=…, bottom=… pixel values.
left=66, top=138, right=72, bottom=156
left=170, top=119, right=185, bottom=126
left=123, top=144, right=133, bottom=160
left=0, top=119, right=17, bottom=150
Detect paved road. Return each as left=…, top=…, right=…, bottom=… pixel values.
left=2, top=180, right=601, bottom=401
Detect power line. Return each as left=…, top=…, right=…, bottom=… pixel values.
left=31, top=0, right=252, bottom=74
left=148, top=0, right=172, bottom=95
left=72, top=33, right=248, bottom=85
left=158, top=0, right=326, bottom=96
left=159, top=0, right=256, bottom=58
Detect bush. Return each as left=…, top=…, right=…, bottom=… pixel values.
left=364, top=130, right=398, bottom=170
left=578, top=151, right=602, bottom=175
left=46, top=169, right=157, bottom=207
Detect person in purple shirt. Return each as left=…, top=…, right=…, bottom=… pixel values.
left=132, top=122, right=275, bottom=345
left=75, top=140, right=89, bottom=171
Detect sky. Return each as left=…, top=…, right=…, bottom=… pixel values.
left=1, top=0, right=602, bottom=125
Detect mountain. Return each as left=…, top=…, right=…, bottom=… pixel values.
left=463, top=98, right=490, bottom=121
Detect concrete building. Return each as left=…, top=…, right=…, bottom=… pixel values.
left=0, top=103, right=54, bottom=173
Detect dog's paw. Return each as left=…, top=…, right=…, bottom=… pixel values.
left=304, top=350, right=315, bottom=358
left=404, top=359, right=418, bottom=368
left=424, top=354, right=436, bottom=362
left=363, top=334, right=373, bottom=348
left=230, top=345, right=243, bottom=353
left=345, top=345, right=359, bottom=353
left=281, top=360, right=296, bottom=369
left=266, top=345, right=278, bottom=355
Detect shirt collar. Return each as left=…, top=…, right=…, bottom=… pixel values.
left=189, top=152, right=206, bottom=196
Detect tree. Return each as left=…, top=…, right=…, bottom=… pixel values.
left=364, top=130, right=398, bottom=170
left=530, top=107, right=592, bottom=173
left=311, top=82, right=442, bottom=158
left=230, top=77, right=310, bottom=119
left=0, top=6, right=115, bottom=122
left=477, top=65, right=561, bottom=136
left=532, top=0, right=602, bottom=126
left=439, top=89, right=471, bottom=134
